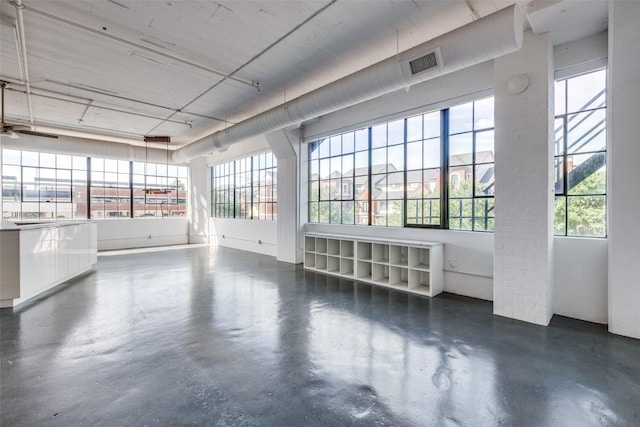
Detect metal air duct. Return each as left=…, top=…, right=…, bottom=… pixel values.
left=172, top=4, right=523, bottom=163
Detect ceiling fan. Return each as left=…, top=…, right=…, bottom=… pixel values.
left=1, top=81, right=58, bottom=139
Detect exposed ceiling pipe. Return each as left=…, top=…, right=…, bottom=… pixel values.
left=13, top=0, right=34, bottom=127
left=172, top=4, right=523, bottom=163
left=465, top=1, right=481, bottom=20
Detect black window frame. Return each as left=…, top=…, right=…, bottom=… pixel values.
left=307, top=96, right=495, bottom=232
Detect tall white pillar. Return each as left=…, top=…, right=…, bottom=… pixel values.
left=493, top=31, right=554, bottom=325
left=266, top=129, right=303, bottom=264
left=607, top=0, right=640, bottom=339
left=188, top=157, right=210, bottom=244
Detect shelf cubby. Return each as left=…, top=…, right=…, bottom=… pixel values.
left=389, top=245, right=408, bottom=266
left=372, top=243, right=389, bottom=263
left=357, top=242, right=372, bottom=261
left=305, top=252, right=316, bottom=268
left=357, top=260, right=372, bottom=281
left=390, top=266, right=409, bottom=288
left=315, top=254, right=327, bottom=270
left=327, top=239, right=340, bottom=256
left=305, top=236, right=316, bottom=252
left=409, top=269, right=430, bottom=293
left=327, top=255, right=340, bottom=273
left=372, top=263, right=389, bottom=285
left=409, top=247, right=431, bottom=270
left=315, top=238, right=327, bottom=254
left=340, top=258, right=354, bottom=276
left=341, top=240, right=354, bottom=258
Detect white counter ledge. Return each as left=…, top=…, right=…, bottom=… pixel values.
left=0, top=221, right=97, bottom=308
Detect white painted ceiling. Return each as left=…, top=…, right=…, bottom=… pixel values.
left=0, top=0, right=608, bottom=150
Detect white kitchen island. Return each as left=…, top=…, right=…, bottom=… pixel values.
left=0, top=221, right=97, bottom=308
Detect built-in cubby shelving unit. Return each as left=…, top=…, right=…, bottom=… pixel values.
left=304, top=233, right=443, bottom=297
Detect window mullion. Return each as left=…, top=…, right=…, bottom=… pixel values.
left=441, top=109, right=449, bottom=229
left=87, top=157, right=92, bottom=219
left=471, top=130, right=477, bottom=231
left=232, top=161, right=236, bottom=218
left=129, top=161, right=133, bottom=218
left=563, top=115, right=569, bottom=236
left=367, top=127, right=373, bottom=226
left=403, top=118, right=408, bottom=226
left=250, top=157, right=254, bottom=220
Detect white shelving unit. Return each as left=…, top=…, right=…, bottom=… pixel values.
left=304, top=233, right=443, bottom=297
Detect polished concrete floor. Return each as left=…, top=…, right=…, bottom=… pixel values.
left=1, top=245, right=639, bottom=426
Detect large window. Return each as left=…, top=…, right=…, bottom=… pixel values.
left=2, top=149, right=88, bottom=220
left=253, top=152, right=277, bottom=220
left=308, top=129, right=368, bottom=225
left=2, top=148, right=188, bottom=220
left=90, top=158, right=130, bottom=219
left=308, top=97, right=494, bottom=231
left=212, top=161, right=234, bottom=218
left=211, top=151, right=278, bottom=220
left=132, top=162, right=188, bottom=218
left=406, top=111, right=442, bottom=226
left=554, top=69, right=607, bottom=237
left=370, top=120, right=406, bottom=227
left=448, top=97, right=495, bottom=231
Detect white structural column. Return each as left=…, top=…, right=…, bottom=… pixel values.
left=188, top=157, right=210, bottom=244
left=607, top=1, right=640, bottom=339
left=493, top=31, right=554, bottom=325
left=266, top=129, right=303, bottom=264
left=0, top=149, right=3, bottom=218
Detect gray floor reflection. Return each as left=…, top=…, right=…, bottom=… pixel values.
left=1, top=245, right=639, bottom=426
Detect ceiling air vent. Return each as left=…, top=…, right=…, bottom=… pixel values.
left=409, top=51, right=439, bottom=75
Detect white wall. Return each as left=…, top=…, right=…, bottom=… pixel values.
left=266, top=129, right=304, bottom=264
left=607, top=1, right=640, bottom=339
left=554, top=31, right=607, bottom=79
left=97, top=218, right=189, bottom=251
left=211, top=217, right=277, bottom=257
left=550, top=31, right=609, bottom=325
left=188, top=157, right=209, bottom=244
left=553, top=238, right=608, bottom=324
left=493, top=31, right=554, bottom=326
